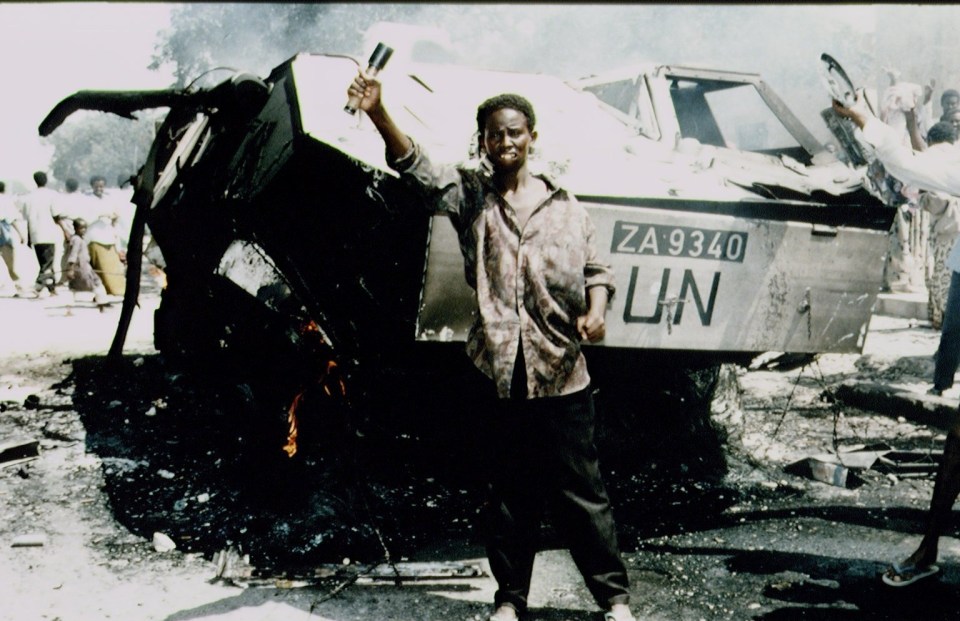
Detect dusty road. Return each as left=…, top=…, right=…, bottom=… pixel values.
left=1, top=289, right=959, bottom=621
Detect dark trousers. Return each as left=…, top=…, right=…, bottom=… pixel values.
left=935, top=270, right=960, bottom=391
left=484, top=386, right=630, bottom=613
left=33, top=243, right=56, bottom=292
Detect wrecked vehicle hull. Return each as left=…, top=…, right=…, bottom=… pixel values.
left=421, top=197, right=891, bottom=354
left=168, top=55, right=887, bottom=358
left=42, top=53, right=894, bottom=461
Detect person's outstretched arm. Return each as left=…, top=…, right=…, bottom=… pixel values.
left=834, top=90, right=960, bottom=196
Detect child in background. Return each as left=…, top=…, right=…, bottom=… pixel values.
left=64, top=218, right=109, bottom=312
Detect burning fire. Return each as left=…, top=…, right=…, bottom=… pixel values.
left=282, top=392, right=304, bottom=458
left=282, top=321, right=346, bottom=458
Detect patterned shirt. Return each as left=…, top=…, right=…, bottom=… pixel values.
left=388, top=141, right=615, bottom=399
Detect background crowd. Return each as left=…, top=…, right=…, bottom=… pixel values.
left=0, top=172, right=140, bottom=311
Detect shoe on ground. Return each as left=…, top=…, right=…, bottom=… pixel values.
left=604, top=605, right=637, bottom=621
left=928, top=387, right=945, bottom=397
left=882, top=562, right=939, bottom=587
left=488, top=606, right=519, bottom=621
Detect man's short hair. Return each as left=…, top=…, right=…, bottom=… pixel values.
left=927, top=121, right=958, bottom=145
left=90, top=175, right=106, bottom=186
left=33, top=171, right=47, bottom=187
left=476, top=93, right=537, bottom=138
left=65, top=178, right=79, bottom=192
left=942, top=89, right=960, bottom=107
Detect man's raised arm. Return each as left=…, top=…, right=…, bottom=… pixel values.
left=347, top=69, right=413, bottom=160
left=834, top=90, right=960, bottom=196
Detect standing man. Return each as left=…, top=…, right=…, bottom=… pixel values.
left=0, top=181, right=28, bottom=296
left=347, top=72, right=635, bottom=621
left=108, top=173, right=135, bottom=253
left=909, top=122, right=960, bottom=331
left=940, top=88, right=960, bottom=122
left=18, top=171, right=62, bottom=297
left=835, top=90, right=960, bottom=587
left=84, top=175, right=126, bottom=296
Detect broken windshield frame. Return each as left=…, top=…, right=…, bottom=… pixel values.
left=669, top=77, right=808, bottom=162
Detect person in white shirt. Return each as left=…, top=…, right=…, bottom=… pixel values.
left=107, top=174, right=135, bottom=253
left=909, top=123, right=960, bottom=329
left=836, top=92, right=960, bottom=196
left=18, top=171, right=62, bottom=296
left=84, top=175, right=126, bottom=296
left=835, top=90, right=960, bottom=587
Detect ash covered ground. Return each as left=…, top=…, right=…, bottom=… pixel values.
left=2, top=292, right=960, bottom=621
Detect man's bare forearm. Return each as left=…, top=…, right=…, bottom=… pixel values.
left=587, top=285, right=609, bottom=315
left=365, top=104, right=413, bottom=161
left=905, top=109, right=927, bottom=151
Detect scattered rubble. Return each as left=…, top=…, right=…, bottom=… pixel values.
left=152, top=532, right=177, bottom=552
left=3, top=309, right=960, bottom=618
left=0, top=437, right=39, bottom=468
left=11, top=534, right=47, bottom=548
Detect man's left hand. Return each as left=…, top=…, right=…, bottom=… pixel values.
left=577, top=312, right=606, bottom=342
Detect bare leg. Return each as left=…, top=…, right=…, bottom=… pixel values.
left=888, top=419, right=960, bottom=579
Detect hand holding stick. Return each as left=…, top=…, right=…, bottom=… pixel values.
left=344, top=43, right=393, bottom=115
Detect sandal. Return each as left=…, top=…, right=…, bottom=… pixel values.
left=881, top=562, right=940, bottom=587
left=488, top=607, right=519, bottom=621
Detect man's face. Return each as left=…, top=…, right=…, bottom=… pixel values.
left=945, top=95, right=960, bottom=115
left=91, top=179, right=105, bottom=197
left=481, top=108, right=536, bottom=173
left=946, top=110, right=960, bottom=133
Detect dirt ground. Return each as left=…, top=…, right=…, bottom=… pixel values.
left=2, top=288, right=959, bottom=621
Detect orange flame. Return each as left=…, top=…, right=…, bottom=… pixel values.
left=322, top=359, right=347, bottom=397
left=282, top=391, right=304, bottom=458
left=281, top=321, right=347, bottom=458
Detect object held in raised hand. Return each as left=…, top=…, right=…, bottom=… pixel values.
left=819, top=53, right=858, bottom=108
left=344, top=42, right=394, bottom=115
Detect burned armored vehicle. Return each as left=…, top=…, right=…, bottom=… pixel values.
left=41, top=53, right=894, bottom=476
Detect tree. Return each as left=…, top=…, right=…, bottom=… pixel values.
left=150, top=4, right=425, bottom=88
left=49, top=5, right=433, bottom=190
left=46, top=111, right=160, bottom=188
